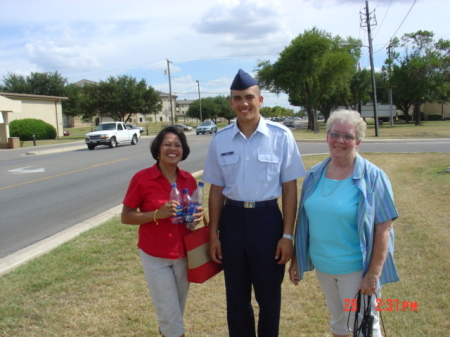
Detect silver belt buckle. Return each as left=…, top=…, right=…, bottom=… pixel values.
left=244, top=201, right=255, bottom=208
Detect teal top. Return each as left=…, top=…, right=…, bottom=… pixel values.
left=305, top=170, right=363, bottom=274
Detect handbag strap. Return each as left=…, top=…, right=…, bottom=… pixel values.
left=348, top=290, right=373, bottom=337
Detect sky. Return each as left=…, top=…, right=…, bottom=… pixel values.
left=1, top=0, right=449, bottom=111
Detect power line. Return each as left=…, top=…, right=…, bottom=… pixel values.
left=374, top=0, right=417, bottom=53
left=372, top=0, right=393, bottom=39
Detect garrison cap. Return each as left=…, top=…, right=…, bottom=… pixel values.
left=230, top=69, right=259, bottom=90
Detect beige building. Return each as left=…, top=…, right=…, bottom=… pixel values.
left=176, top=99, right=197, bottom=123
left=422, top=102, right=450, bottom=120
left=0, top=92, right=68, bottom=148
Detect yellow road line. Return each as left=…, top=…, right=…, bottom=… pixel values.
left=1, top=157, right=133, bottom=191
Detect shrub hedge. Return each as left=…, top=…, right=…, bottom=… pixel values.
left=428, top=113, right=444, bottom=121
left=9, top=118, right=57, bottom=141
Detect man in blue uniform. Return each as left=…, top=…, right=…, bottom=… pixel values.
left=203, top=69, right=306, bottom=337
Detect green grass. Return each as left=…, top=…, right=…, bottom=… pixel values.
left=291, top=120, right=450, bottom=140
left=18, top=120, right=450, bottom=148
left=1, top=153, right=449, bottom=336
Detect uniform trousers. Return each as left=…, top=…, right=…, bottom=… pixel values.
left=219, top=203, right=285, bottom=337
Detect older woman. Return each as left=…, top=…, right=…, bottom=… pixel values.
left=121, top=126, right=202, bottom=337
left=289, top=110, right=399, bottom=337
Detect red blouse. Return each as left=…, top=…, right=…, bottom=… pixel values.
left=123, top=164, right=198, bottom=259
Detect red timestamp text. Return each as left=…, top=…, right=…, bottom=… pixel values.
left=376, top=299, right=418, bottom=312
left=344, top=298, right=418, bottom=312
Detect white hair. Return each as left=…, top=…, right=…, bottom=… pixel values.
left=326, top=109, right=367, bottom=140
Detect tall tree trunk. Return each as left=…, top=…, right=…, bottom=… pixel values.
left=414, top=104, right=421, bottom=125
left=313, top=110, right=319, bottom=134
left=306, top=108, right=314, bottom=130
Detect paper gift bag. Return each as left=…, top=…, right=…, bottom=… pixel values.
left=184, top=224, right=223, bottom=283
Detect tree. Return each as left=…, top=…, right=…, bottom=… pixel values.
left=81, top=75, right=162, bottom=122
left=256, top=28, right=358, bottom=133
left=1, top=73, right=28, bottom=93
left=1, top=71, right=68, bottom=96
left=61, top=83, right=83, bottom=117
left=214, top=96, right=234, bottom=123
left=186, top=100, right=202, bottom=121
left=259, top=106, right=295, bottom=119
left=1, top=71, right=86, bottom=117
left=186, top=96, right=233, bottom=122
left=385, top=30, right=450, bottom=125
left=349, top=69, right=372, bottom=110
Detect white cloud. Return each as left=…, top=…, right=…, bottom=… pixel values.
left=25, top=40, right=100, bottom=72
left=194, top=0, right=291, bottom=57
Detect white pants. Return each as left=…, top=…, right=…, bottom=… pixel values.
left=139, top=249, right=189, bottom=337
left=316, top=269, right=382, bottom=336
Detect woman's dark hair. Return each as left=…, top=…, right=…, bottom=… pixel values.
left=150, top=126, right=190, bottom=161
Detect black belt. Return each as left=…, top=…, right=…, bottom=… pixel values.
left=225, top=198, right=278, bottom=208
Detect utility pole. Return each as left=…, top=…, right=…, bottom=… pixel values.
left=361, top=0, right=379, bottom=136
left=167, top=59, right=174, bottom=125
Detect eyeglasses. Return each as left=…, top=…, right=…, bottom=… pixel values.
left=328, top=131, right=356, bottom=142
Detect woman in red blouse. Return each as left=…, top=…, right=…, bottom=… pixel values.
left=122, top=126, right=203, bottom=337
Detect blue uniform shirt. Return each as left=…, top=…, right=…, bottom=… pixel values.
left=203, top=118, right=306, bottom=201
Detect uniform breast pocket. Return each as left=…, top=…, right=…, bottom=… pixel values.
left=218, top=154, right=240, bottom=184
left=257, top=153, right=281, bottom=181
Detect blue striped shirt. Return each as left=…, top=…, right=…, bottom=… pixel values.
left=295, top=154, right=399, bottom=286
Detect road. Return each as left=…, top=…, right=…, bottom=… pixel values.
left=0, top=134, right=209, bottom=259
left=0, top=134, right=449, bottom=260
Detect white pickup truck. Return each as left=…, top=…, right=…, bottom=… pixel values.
left=85, top=122, right=140, bottom=150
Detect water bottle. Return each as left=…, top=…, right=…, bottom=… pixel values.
left=181, top=188, right=190, bottom=221
left=169, top=183, right=183, bottom=224
left=185, top=182, right=204, bottom=230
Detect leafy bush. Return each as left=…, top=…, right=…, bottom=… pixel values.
left=428, top=114, right=444, bottom=121
left=9, top=118, right=57, bottom=141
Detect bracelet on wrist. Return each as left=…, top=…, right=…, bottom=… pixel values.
left=153, top=209, right=159, bottom=225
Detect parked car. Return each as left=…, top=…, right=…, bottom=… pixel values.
left=173, top=123, right=193, bottom=132
left=63, top=130, right=71, bottom=136
left=196, top=121, right=218, bottom=135
left=126, top=124, right=144, bottom=133
left=283, top=118, right=295, bottom=127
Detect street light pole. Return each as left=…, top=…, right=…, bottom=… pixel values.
left=167, top=59, right=174, bottom=125
left=196, top=80, right=202, bottom=122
